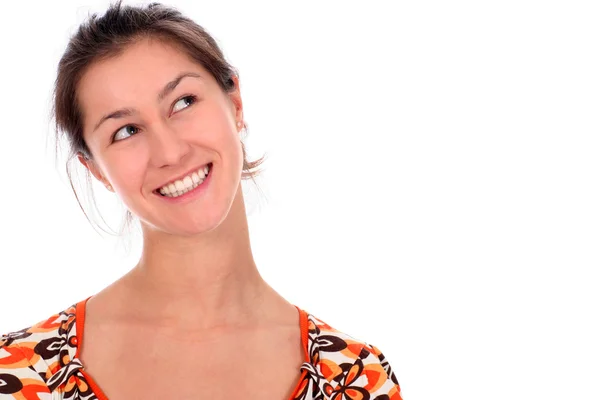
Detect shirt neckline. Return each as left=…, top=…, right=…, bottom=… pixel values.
left=74, top=295, right=310, bottom=400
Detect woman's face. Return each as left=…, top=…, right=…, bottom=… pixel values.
left=78, top=38, right=244, bottom=236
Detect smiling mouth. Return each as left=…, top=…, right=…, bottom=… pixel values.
left=154, top=162, right=213, bottom=197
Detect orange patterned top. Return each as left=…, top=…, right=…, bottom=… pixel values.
left=1, top=297, right=402, bottom=399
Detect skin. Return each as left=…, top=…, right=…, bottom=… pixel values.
left=77, top=39, right=305, bottom=400
left=75, top=37, right=303, bottom=397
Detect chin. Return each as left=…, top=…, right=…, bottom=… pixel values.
left=144, top=203, right=230, bottom=237
left=137, top=172, right=241, bottom=236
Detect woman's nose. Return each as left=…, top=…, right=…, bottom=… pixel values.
left=147, top=120, right=191, bottom=168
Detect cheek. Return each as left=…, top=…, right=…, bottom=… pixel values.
left=105, top=153, right=146, bottom=194
left=180, top=107, right=243, bottom=164
left=223, top=131, right=244, bottom=171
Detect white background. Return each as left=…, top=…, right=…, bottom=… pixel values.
left=1, top=1, right=599, bottom=399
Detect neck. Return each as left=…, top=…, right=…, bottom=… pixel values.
left=121, top=184, right=275, bottom=329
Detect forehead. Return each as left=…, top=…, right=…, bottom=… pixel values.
left=78, top=39, right=213, bottom=124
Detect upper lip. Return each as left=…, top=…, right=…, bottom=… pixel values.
left=154, top=162, right=212, bottom=191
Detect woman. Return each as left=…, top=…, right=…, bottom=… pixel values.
left=0, top=2, right=402, bottom=399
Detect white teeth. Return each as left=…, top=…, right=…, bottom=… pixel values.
left=192, top=172, right=200, bottom=184
left=158, top=164, right=211, bottom=197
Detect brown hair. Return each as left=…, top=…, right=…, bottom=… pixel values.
left=52, top=1, right=265, bottom=236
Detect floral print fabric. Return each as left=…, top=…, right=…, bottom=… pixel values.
left=1, top=298, right=402, bottom=399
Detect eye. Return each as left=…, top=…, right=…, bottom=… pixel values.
left=172, top=95, right=197, bottom=113
left=112, top=125, right=139, bottom=142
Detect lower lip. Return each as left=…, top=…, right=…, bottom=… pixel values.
left=154, top=166, right=213, bottom=203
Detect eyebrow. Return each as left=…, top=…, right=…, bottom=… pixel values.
left=92, top=71, right=203, bottom=132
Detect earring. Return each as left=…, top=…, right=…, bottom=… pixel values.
left=106, top=184, right=113, bottom=191
left=237, top=121, right=243, bottom=128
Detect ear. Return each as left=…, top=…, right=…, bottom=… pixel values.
left=77, top=152, right=111, bottom=189
left=228, top=75, right=244, bottom=125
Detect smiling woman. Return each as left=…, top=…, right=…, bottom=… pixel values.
left=0, top=1, right=402, bottom=399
